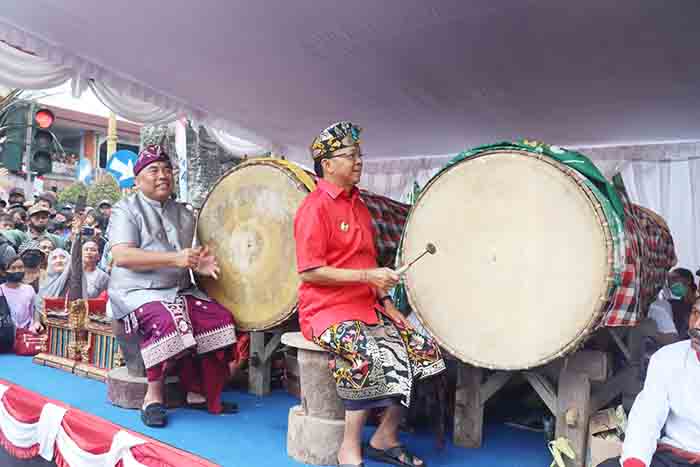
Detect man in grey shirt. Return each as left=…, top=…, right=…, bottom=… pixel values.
left=109, top=145, right=237, bottom=428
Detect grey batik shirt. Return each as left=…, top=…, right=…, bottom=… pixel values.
left=107, top=191, right=207, bottom=320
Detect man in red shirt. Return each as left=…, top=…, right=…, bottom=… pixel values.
left=294, top=121, right=445, bottom=467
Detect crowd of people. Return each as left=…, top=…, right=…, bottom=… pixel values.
left=0, top=187, right=114, bottom=334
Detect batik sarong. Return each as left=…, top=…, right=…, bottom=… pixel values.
left=313, top=315, right=445, bottom=409
left=123, top=294, right=237, bottom=369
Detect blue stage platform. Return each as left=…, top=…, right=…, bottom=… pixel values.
left=0, top=354, right=552, bottom=466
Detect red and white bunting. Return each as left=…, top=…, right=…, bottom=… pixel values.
left=0, top=380, right=218, bottom=467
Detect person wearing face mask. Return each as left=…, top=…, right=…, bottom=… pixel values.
left=49, top=211, right=72, bottom=240
left=17, top=241, right=47, bottom=292
left=648, top=270, right=692, bottom=348
left=0, top=255, right=41, bottom=333
left=7, top=188, right=25, bottom=207
left=666, top=268, right=695, bottom=337
left=7, top=207, right=27, bottom=233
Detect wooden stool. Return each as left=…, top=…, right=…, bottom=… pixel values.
left=281, top=332, right=345, bottom=465
left=107, top=319, right=184, bottom=409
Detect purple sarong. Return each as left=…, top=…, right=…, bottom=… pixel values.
left=124, top=294, right=236, bottom=369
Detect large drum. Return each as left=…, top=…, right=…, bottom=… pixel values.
left=400, top=145, right=622, bottom=370
left=197, top=158, right=410, bottom=331
left=197, top=159, right=315, bottom=331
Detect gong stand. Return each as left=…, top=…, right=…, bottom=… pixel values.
left=248, top=319, right=299, bottom=397
left=453, top=321, right=656, bottom=467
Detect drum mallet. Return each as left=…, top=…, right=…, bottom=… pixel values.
left=396, top=243, right=437, bottom=275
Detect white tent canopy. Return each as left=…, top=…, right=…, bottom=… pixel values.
left=1, top=1, right=699, bottom=161
left=1, top=1, right=700, bottom=269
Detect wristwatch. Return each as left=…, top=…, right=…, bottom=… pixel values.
left=379, top=295, right=393, bottom=305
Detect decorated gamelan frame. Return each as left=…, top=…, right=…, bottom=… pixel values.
left=34, top=297, right=124, bottom=381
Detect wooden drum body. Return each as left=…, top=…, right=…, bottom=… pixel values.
left=401, top=148, right=616, bottom=370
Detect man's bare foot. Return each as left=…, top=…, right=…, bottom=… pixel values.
left=336, top=441, right=363, bottom=466
left=141, top=397, right=163, bottom=410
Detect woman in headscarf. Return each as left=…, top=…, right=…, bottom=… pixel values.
left=35, top=248, right=71, bottom=324
left=82, top=239, right=109, bottom=298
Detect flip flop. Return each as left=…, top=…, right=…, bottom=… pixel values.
left=365, top=444, right=425, bottom=467
left=337, top=459, right=364, bottom=467
left=140, top=402, right=167, bottom=428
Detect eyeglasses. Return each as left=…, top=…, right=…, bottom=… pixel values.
left=324, top=152, right=364, bottom=162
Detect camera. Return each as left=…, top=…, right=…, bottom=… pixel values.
left=81, top=226, right=95, bottom=237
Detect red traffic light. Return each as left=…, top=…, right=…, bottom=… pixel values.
left=34, top=108, right=55, bottom=129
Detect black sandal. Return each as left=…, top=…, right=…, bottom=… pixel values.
left=187, top=401, right=239, bottom=414
left=365, top=444, right=425, bottom=467
left=218, top=401, right=239, bottom=414
left=141, top=402, right=167, bottom=428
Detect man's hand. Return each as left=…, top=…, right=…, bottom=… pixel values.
left=29, top=321, right=44, bottom=334
left=382, top=300, right=413, bottom=330
left=196, top=245, right=220, bottom=280
left=70, top=214, right=85, bottom=236
left=176, top=247, right=201, bottom=270
left=364, top=268, right=400, bottom=290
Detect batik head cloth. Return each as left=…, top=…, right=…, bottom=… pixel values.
left=134, top=145, right=172, bottom=176
left=310, top=121, right=362, bottom=161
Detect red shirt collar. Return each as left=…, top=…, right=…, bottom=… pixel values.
left=317, top=178, right=359, bottom=200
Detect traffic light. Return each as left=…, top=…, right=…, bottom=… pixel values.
left=0, top=102, right=29, bottom=172
left=0, top=103, right=57, bottom=175
left=31, top=107, right=55, bottom=175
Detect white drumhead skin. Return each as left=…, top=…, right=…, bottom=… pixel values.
left=402, top=151, right=611, bottom=369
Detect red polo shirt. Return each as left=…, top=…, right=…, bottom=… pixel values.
left=294, top=179, right=380, bottom=340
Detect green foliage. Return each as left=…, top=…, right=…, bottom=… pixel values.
left=87, top=173, right=122, bottom=207
left=57, top=182, right=88, bottom=206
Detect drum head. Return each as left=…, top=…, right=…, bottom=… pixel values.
left=197, top=160, right=310, bottom=331
left=402, top=150, right=612, bottom=369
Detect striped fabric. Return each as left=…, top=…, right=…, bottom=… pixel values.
left=602, top=197, right=677, bottom=327
left=359, top=190, right=410, bottom=268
